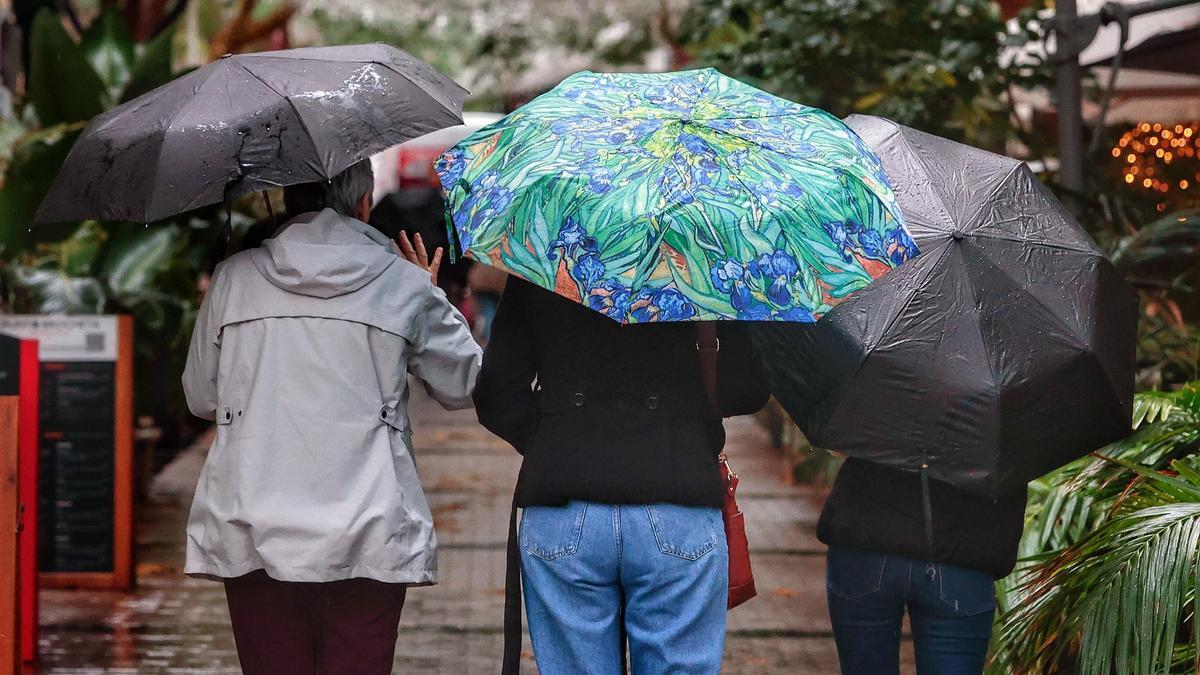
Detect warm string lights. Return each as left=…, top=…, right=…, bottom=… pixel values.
left=1113, top=122, right=1200, bottom=210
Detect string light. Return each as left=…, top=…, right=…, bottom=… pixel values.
left=1112, top=121, right=1200, bottom=207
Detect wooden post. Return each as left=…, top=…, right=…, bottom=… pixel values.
left=113, top=316, right=135, bottom=589
left=0, top=396, right=20, bottom=675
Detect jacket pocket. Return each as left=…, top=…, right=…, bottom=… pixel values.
left=645, top=503, right=720, bottom=561
left=935, top=563, right=996, bottom=616
left=520, top=502, right=588, bottom=561
left=827, top=547, right=887, bottom=600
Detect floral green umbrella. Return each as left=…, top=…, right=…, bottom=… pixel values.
left=436, top=69, right=917, bottom=323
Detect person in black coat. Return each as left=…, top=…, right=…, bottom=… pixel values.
left=475, top=277, right=769, bottom=674
left=818, top=458, right=1028, bottom=675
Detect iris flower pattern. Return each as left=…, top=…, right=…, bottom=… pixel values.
left=437, top=69, right=917, bottom=323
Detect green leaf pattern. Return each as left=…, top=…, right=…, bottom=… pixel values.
left=438, top=69, right=917, bottom=323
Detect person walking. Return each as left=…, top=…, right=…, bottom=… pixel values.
left=818, top=458, right=1027, bottom=675
left=474, top=277, right=769, bottom=675
left=181, top=159, right=481, bottom=675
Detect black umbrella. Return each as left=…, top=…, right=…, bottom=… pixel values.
left=34, top=43, right=467, bottom=224
left=754, top=115, right=1139, bottom=498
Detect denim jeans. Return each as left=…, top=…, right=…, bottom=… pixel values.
left=826, top=546, right=996, bottom=675
left=519, top=501, right=728, bottom=675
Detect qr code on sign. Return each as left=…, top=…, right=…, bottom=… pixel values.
left=85, top=332, right=106, bottom=352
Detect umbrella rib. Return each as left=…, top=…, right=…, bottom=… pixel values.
left=371, top=60, right=468, bottom=112
left=143, top=66, right=224, bottom=221
left=819, top=242, right=955, bottom=444
left=956, top=162, right=1023, bottom=235
left=967, top=239, right=1090, bottom=345
left=701, top=124, right=878, bottom=188
left=250, top=51, right=469, bottom=100
left=963, top=230, right=1097, bottom=254
left=235, top=62, right=323, bottom=177
left=898, top=135, right=1023, bottom=236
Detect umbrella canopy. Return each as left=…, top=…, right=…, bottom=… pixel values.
left=754, top=115, right=1139, bottom=498
left=436, top=69, right=917, bottom=324
left=35, top=43, right=467, bottom=225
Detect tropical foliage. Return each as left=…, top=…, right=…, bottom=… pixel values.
left=438, top=69, right=915, bottom=323
left=679, top=0, right=1052, bottom=151
left=0, top=6, right=248, bottom=443
left=990, top=382, right=1200, bottom=673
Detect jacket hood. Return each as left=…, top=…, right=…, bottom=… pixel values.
left=251, top=209, right=398, bottom=298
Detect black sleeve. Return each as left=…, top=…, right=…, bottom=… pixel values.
left=715, top=323, right=771, bottom=418
left=473, top=277, right=541, bottom=453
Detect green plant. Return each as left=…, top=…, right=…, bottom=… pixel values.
left=0, top=7, right=226, bottom=442
left=991, top=382, right=1200, bottom=673
left=680, top=0, right=1052, bottom=151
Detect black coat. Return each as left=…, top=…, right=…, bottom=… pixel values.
left=817, top=458, right=1028, bottom=578
left=475, top=277, right=771, bottom=508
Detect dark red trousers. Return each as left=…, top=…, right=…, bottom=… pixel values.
left=223, top=570, right=407, bottom=675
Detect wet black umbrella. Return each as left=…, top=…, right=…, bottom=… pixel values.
left=754, top=115, right=1139, bottom=498
left=34, top=43, right=467, bottom=224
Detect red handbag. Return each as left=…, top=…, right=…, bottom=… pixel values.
left=698, top=323, right=758, bottom=610
left=720, top=452, right=757, bottom=609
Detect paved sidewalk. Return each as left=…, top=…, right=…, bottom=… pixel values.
left=35, top=389, right=871, bottom=673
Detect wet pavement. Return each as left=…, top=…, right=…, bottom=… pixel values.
left=33, top=388, right=910, bottom=673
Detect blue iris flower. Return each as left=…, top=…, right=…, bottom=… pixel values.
left=655, top=288, right=698, bottom=320
left=886, top=227, right=918, bottom=265
left=767, top=277, right=792, bottom=305
left=748, top=253, right=772, bottom=278
left=586, top=279, right=632, bottom=318
left=857, top=228, right=887, bottom=261
left=632, top=119, right=665, bottom=138
left=679, top=132, right=708, bottom=155
left=729, top=281, right=755, bottom=312
left=824, top=221, right=854, bottom=262
left=710, top=259, right=746, bottom=293
left=768, top=250, right=799, bottom=277
left=630, top=288, right=697, bottom=322
left=748, top=250, right=801, bottom=306
left=436, top=148, right=465, bottom=192
left=546, top=217, right=598, bottom=260
left=660, top=165, right=695, bottom=205
left=774, top=306, right=815, bottom=322
left=731, top=287, right=772, bottom=320
left=573, top=253, right=606, bottom=286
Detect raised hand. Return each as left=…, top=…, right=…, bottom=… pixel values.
left=397, top=231, right=444, bottom=286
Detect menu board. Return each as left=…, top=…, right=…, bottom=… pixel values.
left=0, top=316, right=133, bottom=590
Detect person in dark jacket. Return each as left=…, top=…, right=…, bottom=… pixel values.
left=475, top=277, right=770, bottom=674
left=817, top=458, right=1028, bottom=675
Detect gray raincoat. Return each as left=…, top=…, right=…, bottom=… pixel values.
left=182, top=208, right=481, bottom=584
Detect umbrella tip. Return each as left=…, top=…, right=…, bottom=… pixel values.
left=951, top=230, right=964, bottom=241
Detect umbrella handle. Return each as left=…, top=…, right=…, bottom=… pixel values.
left=262, top=191, right=276, bottom=229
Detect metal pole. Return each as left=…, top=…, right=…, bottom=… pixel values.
left=1055, top=0, right=1086, bottom=211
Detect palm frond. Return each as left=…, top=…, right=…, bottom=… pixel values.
left=991, top=382, right=1200, bottom=673
left=1134, top=389, right=1180, bottom=428
left=995, top=460, right=1200, bottom=673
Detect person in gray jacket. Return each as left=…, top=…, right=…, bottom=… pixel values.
left=181, top=159, right=482, bottom=675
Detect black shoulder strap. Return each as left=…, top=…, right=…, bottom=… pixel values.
left=697, top=322, right=720, bottom=416
left=502, top=496, right=522, bottom=674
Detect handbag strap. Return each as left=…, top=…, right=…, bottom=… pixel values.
left=696, top=322, right=720, bottom=416
left=502, top=497, right=522, bottom=675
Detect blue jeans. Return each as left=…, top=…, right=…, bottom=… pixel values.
left=826, top=546, right=996, bottom=675
left=519, top=501, right=728, bottom=675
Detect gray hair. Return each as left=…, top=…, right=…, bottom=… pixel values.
left=282, top=159, right=374, bottom=217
